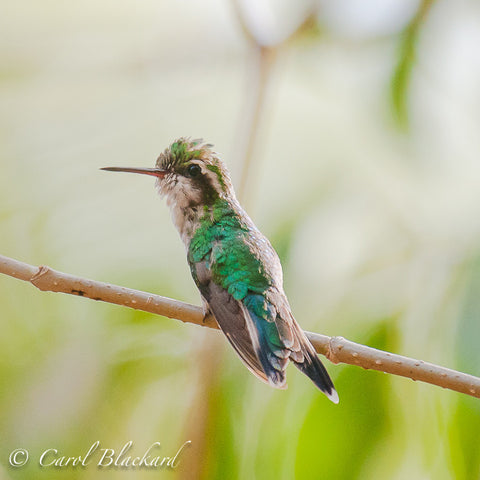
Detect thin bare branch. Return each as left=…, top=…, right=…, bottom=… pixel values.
left=1, top=253, right=479, bottom=399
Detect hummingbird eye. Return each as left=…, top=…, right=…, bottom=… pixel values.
left=187, top=164, right=202, bottom=178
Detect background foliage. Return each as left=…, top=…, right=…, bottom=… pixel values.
left=1, top=0, right=480, bottom=478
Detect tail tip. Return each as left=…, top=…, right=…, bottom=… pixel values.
left=326, top=388, right=339, bottom=404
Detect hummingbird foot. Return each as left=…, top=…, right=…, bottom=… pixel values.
left=201, top=299, right=213, bottom=324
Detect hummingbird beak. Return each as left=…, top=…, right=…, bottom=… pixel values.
left=100, top=166, right=167, bottom=178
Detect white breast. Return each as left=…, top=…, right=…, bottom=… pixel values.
left=157, top=174, right=204, bottom=247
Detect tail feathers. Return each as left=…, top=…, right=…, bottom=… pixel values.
left=255, top=319, right=338, bottom=403
left=256, top=325, right=289, bottom=389
left=222, top=292, right=337, bottom=399
left=252, top=310, right=338, bottom=401
left=293, top=345, right=339, bottom=404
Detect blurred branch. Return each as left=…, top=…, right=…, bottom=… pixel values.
left=230, top=0, right=278, bottom=206
left=2, top=253, right=479, bottom=400
left=235, top=44, right=276, bottom=204
left=230, top=0, right=317, bottom=205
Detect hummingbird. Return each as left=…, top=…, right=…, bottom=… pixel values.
left=102, top=138, right=338, bottom=403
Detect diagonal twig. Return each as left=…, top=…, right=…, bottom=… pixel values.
left=1, top=253, right=479, bottom=399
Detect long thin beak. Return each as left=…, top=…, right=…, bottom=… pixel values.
left=100, top=166, right=166, bottom=178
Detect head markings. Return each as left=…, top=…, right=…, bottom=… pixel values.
left=157, top=138, right=208, bottom=170
left=156, top=138, right=235, bottom=207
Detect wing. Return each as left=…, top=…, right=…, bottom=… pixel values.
left=188, top=212, right=338, bottom=401
left=192, top=261, right=288, bottom=388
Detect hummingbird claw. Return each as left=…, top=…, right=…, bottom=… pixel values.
left=200, top=300, right=216, bottom=325
left=202, top=305, right=212, bottom=324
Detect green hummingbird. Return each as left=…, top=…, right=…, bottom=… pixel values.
left=102, top=138, right=338, bottom=403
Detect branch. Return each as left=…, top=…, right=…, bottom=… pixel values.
left=1, top=254, right=479, bottom=399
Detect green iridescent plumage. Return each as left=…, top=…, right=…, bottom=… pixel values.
left=187, top=201, right=286, bottom=363
left=188, top=199, right=271, bottom=300
left=169, top=139, right=203, bottom=163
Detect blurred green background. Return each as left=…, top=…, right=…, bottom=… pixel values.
left=1, top=0, right=480, bottom=479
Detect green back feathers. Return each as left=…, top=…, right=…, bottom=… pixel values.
left=188, top=199, right=272, bottom=300
left=188, top=199, right=283, bottom=357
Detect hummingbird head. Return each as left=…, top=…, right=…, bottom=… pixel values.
left=102, top=138, right=235, bottom=210
left=155, top=138, right=235, bottom=208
